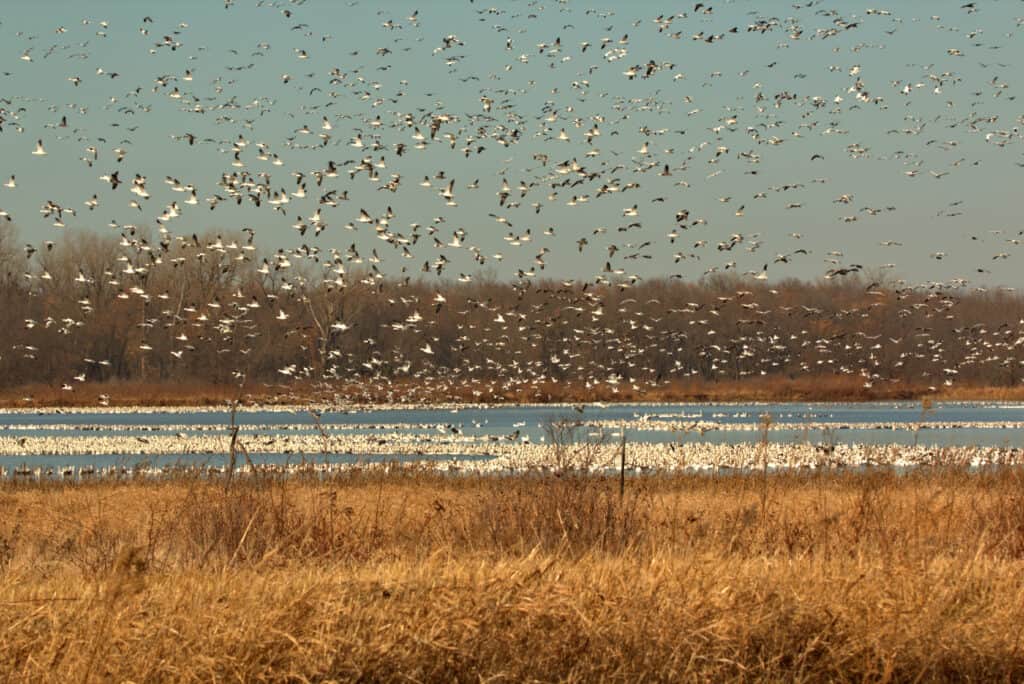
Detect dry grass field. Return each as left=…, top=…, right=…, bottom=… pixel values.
left=3, top=467, right=1024, bottom=681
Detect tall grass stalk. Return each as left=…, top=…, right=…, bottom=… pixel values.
left=4, top=468, right=1024, bottom=679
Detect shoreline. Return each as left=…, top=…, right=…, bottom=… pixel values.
left=4, top=378, right=1024, bottom=409
left=3, top=398, right=1024, bottom=416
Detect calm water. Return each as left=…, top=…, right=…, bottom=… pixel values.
left=2, top=401, right=1024, bottom=475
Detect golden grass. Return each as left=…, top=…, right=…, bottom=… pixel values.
left=5, top=375, right=1024, bottom=408
left=3, top=468, right=1024, bottom=680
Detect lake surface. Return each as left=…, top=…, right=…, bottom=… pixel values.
left=3, top=401, right=1024, bottom=476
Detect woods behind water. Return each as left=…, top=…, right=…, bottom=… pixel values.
left=3, top=467, right=1024, bottom=681
left=6, top=229, right=1024, bottom=403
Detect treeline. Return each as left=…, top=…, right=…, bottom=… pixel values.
left=3, top=225, right=1024, bottom=398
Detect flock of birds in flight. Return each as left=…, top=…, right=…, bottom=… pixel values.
left=1, top=0, right=1022, bottom=397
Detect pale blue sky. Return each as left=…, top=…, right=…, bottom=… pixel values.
left=1, top=0, right=1021, bottom=285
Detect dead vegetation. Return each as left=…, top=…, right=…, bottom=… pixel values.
left=3, top=467, right=1024, bottom=680
left=6, top=374, right=1024, bottom=409
left=6, top=228, right=1024, bottom=408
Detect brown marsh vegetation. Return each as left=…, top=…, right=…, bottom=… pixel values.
left=3, top=467, right=1024, bottom=681
left=8, top=369, right=1024, bottom=413
left=9, top=374, right=1024, bottom=409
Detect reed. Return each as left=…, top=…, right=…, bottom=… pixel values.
left=2, top=467, right=1024, bottom=680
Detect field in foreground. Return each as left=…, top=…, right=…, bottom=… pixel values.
left=3, top=469, right=1024, bottom=681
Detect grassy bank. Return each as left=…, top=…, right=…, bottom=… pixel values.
left=3, top=468, right=1024, bottom=680
left=5, top=375, right=1024, bottom=408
